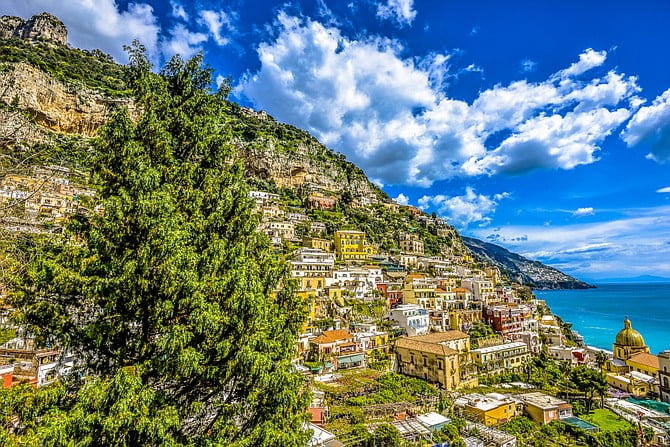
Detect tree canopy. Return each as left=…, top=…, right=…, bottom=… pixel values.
left=6, top=43, right=309, bottom=446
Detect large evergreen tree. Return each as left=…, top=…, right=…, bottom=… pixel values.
left=8, top=44, right=310, bottom=446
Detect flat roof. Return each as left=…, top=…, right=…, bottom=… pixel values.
left=472, top=342, right=527, bottom=354
left=519, top=392, right=569, bottom=409
left=416, top=412, right=450, bottom=428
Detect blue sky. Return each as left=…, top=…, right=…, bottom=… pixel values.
left=3, top=0, right=670, bottom=280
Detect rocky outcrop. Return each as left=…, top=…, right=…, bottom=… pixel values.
left=0, top=62, right=132, bottom=136
left=0, top=13, right=67, bottom=46
left=241, top=141, right=382, bottom=203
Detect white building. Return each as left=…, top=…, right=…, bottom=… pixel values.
left=290, top=248, right=335, bottom=280
left=389, top=305, right=430, bottom=336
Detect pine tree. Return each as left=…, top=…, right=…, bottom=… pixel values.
left=8, top=43, right=310, bottom=446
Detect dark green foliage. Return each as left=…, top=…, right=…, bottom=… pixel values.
left=468, top=322, right=496, bottom=348
left=0, top=327, right=15, bottom=345
left=570, top=365, right=608, bottom=411
left=370, top=424, right=405, bottom=447
left=7, top=45, right=309, bottom=446
left=340, top=372, right=436, bottom=406
left=0, top=38, right=128, bottom=96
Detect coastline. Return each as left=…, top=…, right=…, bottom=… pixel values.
left=534, top=283, right=670, bottom=355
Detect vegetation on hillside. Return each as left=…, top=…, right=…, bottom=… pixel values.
left=0, top=38, right=128, bottom=96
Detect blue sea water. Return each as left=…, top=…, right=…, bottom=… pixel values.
left=535, top=283, right=670, bottom=355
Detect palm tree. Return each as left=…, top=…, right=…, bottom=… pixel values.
left=595, top=350, right=609, bottom=371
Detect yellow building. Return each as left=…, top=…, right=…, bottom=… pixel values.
left=394, top=331, right=478, bottom=390
left=471, top=342, right=531, bottom=376
left=458, top=393, right=518, bottom=426
left=606, top=372, right=655, bottom=397
left=612, top=317, right=649, bottom=362
left=334, top=230, right=374, bottom=262
left=605, top=317, right=658, bottom=397
left=403, top=281, right=436, bottom=307
left=627, top=352, right=659, bottom=379
left=303, top=237, right=333, bottom=252
left=519, top=392, right=573, bottom=425
left=296, top=290, right=318, bottom=334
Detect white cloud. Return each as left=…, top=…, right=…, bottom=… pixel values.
left=573, top=207, right=595, bottom=217
left=469, top=206, right=670, bottom=278
left=555, top=48, right=607, bottom=79
left=377, top=0, right=417, bottom=27
left=240, top=16, right=644, bottom=186
left=199, top=10, right=233, bottom=47
left=418, top=187, right=508, bottom=229
left=465, top=107, right=632, bottom=175
left=170, top=1, right=188, bottom=21
left=657, top=186, right=670, bottom=193
left=161, top=24, right=207, bottom=60
left=239, top=13, right=436, bottom=185
left=0, top=1, right=160, bottom=62
left=393, top=193, right=410, bottom=205
left=622, top=88, right=670, bottom=163
left=520, top=59, right=537, bottom=72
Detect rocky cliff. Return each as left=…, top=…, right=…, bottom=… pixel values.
left=0, top=13, right=67, bottom=47
left=0, top=62, right=130, bottom=136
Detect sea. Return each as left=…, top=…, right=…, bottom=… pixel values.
left=535, top=282, right=670, bottom=355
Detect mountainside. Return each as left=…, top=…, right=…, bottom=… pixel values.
left=0, top=12, right=585, bottom=288
left=462, top=236, right=593, bottom=289
left=0, top=13, right=465, bottom=259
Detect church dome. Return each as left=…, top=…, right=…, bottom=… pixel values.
left=615, top=317, right=646, bottom=347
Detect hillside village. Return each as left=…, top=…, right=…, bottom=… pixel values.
left=0, top=13, right=669, bottom=447
left=2, top=163, right=670, bottom=446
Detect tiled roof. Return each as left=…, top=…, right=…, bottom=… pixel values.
left=627, top=352, right=659, bottom=369
left=394, top=330, right=468, bottom=356
left=395, top=338, right=458, bottom=356
left=415, top=331, right=470, bottom=343
left=311, top=329, right=353, bottom=344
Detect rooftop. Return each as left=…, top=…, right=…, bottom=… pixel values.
left=416, top=412, right=450, bottom=428
left=413, top=330, right=470, bottom=343
left=395, top=338, right=458, bottom=356
left=627, top=352, right=659, bottom=369
left=311, top=330, right=353, bottom=344
left=519, top=392, right=570, bottom=410
left=472, top=342, right=527, bottom=354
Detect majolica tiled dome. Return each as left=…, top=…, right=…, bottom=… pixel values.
left=615, top=317, right=646, bottom=347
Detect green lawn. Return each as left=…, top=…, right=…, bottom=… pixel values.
left=582, top=409, right=634, bottom=432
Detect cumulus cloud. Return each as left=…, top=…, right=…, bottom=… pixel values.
left=377, top=0, right=417, bottom=27
left=393, top=193, right=410, bottom=205
left=240, top=15, right=643, bottom=186
left=622, top=88, right=670, bottom=163
left=199, top=10, right=233, bottom=46
left=465, top=107, right=632, bottom=175
left=170, top=1, right=188, bottom=21
left=573, top=207, right=595, bottom=217
left=1, top=1, right=160, bottom=62
left=161, top=24, right=207, bottom=60
left=418, top=187, right=509, bottom=229
left=555, top=48, right=607, bottom=79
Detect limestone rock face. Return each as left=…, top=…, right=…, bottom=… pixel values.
left=0, top=12, right=67, bottom=46
left=242, top=143, right=380, bottom=200
left=0, top=16, right=24, bottom=40
left=0, top=62, right=132, bottom=136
